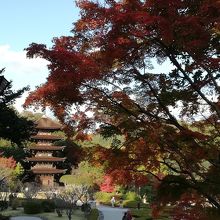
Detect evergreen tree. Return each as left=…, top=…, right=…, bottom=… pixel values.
left=0, top=68, right=34, bottom=146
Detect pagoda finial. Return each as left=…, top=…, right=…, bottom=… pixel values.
left=42, top=106, right=48, bottom=118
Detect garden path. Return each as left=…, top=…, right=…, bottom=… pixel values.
left=98, top=205, right=128, bottom=220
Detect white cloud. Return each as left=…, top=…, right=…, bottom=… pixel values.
left=0, top=44, right=49, bottom=112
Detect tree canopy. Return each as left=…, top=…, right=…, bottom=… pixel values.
left=25, top=0, right=220, bottom=217
left=0, top=156, right=16, bottom=185
left=60, top=161, right=104, bottom=187
left=0, top=69, right=34, bottom=146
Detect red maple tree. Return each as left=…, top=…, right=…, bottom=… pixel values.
left=100, top=175, right=115, bottom=193
left=25, top=0, right=220, bottom=217
left=0, top=156, right=16, bottom=184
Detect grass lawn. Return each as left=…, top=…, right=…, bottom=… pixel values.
left=1, top=207, right=85, bottom=220
left=121, top=201, right=171, bottom=220
left=130, top=207, right=172, bottom=220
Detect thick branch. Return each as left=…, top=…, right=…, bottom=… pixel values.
left=156, top=40, right=220, bottom=118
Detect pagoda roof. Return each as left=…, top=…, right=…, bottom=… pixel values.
left=29, top=145, right=65, bottom=151
left=31, top=134, right=62, bottom=140
left=31, top=168, right=66, bottom=174
left=35, top=116, right=62, bottom=130
left=26, top=157, right=66, bottom=162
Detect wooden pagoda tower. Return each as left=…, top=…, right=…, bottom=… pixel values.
left=26, top=116, right=66, bottom=187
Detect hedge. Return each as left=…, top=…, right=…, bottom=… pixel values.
left=88, top=209, right=99, bottom=220
left=23, top=201, right=42, bottom=214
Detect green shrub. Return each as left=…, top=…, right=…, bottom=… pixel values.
left=23, top=201, right=42, bottom=214
left=54, top=198, right=68, bottom=209
left=123, top=200, right=139, bottom=208
left=140, top=185, right=155, bottom=204
left=81, top=203, right=91, bottom=213
left=41, top=200, right=55, bottom=212
left=131, top=207, right=151, bottom=218
left=14, top=198, right=26, bottom=207
left=88, top=208, right=99, bottom=220
left=122, top=200, right=148, bottom=209
left=0, top=214, right=10, bottom=220
left=11, top=199, right=19, bottom=210
left=95, top=192, right=113, bottom=204
left=125, top=191, right=140, bottom=201
left=0, top=201, right=8, bottom=211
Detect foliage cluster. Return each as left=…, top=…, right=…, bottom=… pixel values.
left=139, top=185, right=155, bottom=204
left=0, top=201, right=8, bottom=211
left=0, top=214, right=9, bottom=220
left=121, top=191, right=142, bottom=209
left=60, top=161, right=104, bottom=189
left=23, top=200, right=42, bottom=214
left=125, top=191, right=140, bottom=201
left=0, top=145, right=25, bottom=163
left=99, top=175, right=115, bottom=192
left=41, top=200, right=56, bottom=212
left=1, top=207, right=85, bottom=220
left=0, top=69, right=34, bottom=146
left=23, top=199, right=55, bottom=214
left=11, top=198, right=20, bottom=210
left=87, top=208, right=99, bottom=220
left=0, top=156, right=17, bottom=188
left=94, top=191, right=114, bottom=205
left=24, top=0, right=220, bottom=217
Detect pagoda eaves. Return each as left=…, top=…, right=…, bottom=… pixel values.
left=26, top=157, right=66, bottom=162
left=31, top=168, right=66, bottom=174
left=35, top=117, right=62, bottom=130
left=31, top=134, right=62, bottom=140
left=29, top=145, right=65, bottom=151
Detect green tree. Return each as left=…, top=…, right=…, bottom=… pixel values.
left=13, top=162, right=24, bottom=177
left=60, top=161, right=104, bottom=187
left=20, top=110, right=43, bottom=122
left=0, top=143, right=26, bottom=162
left=0, top=69, right=34, bottom=145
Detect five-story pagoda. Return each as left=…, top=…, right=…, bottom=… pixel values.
left=26, top=116, right=66, bottom=187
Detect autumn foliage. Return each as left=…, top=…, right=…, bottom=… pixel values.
left=0, top=156, right=16, bottom=184
left=0, top=156, right=16, bottom=169
left=25, top=0, right=220, bottom=217
left=100, top=175, right=115, bottom=193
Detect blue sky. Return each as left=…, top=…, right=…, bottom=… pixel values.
left=0, top=0, right=79, bottom=51
left=0, top=0, right=79, bottom=112
left=0, top=0, right=173, bottom=114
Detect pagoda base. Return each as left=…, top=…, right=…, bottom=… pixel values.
left=38, top=174, right=54, bottom=187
